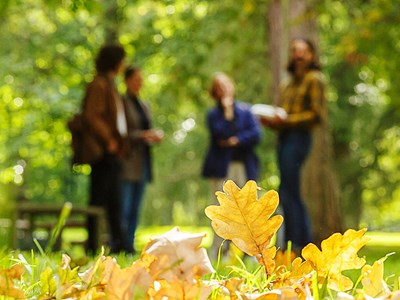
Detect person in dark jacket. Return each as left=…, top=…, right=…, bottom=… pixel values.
left=202, top=72, right=261, bottom=259
left=120, top=66, right=163, bottom=253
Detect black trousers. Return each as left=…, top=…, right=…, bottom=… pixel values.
left=87, top=154, right=131, bottom=254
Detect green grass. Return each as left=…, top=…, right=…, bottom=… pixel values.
left=9, top=226, right=400, bottom=277
left=365, top=231, right=400, bottom=247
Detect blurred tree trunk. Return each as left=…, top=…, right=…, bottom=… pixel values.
left=268, top=0, right=342, bottom=245
left=268, top=0, right=284, bottom=105
left=104, top=1, right=125, bottom=44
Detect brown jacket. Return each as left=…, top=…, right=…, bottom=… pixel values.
left=82, top=74, right=128, bottom=159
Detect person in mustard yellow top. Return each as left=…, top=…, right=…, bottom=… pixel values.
left=262, top=38, right=326, bottom=250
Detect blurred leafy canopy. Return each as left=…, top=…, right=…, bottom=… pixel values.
left=0, top=0, right=399, bottom=231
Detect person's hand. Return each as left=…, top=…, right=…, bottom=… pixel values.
left=141, top=129, right=164, bottom=144
left=260, top=115, right=285, bottom=129
left=218, top=136, right=239, bottom=147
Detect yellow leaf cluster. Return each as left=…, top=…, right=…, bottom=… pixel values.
left=301, top=228, right=368, bottom=291
left=205, top=180, right=375, bottom=298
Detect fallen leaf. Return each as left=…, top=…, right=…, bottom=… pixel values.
left=301, top=228, right=368, bottom=291
left=143, top=226, right=214, bottom=281
left=78, top=252, right=117, bottom=299
left=361, top=255, right=390, bottom=298
left=242, top=287, right=299, bottom=300
left=205, top=180, right=283, bottom=273
left=59, top=254, right=80, bottom=297
left=0, top=264, right=25, bottom=299
left=336, top=292, right=354, bottom=300
left=106, top=259, right=152, bottom=300
left=273, top=257, right=314, bottom=288
left=80, top=255, right=117, bottom=287
left=274, top=250, right=297, bottom=270
left=223, top=277, right=245, bottom=299
left=148, top=278, right=212, bottom=300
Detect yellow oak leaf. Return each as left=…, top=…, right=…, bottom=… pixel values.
left=78, top=253, right=117, bottom=299
left=106, top=259, right=152, bottom=300
left=361, top=256, right=390, bottom=298
left=274, top=250, right=297, bottom=270
left=80, top=255, right=117, bottom=287
left=223, top=277, right=245, bottom=299
left=301, top=228, right=368, bottom=291
left=148, top=278, right=212, bottom=300
left=143, top=226, right=215, bottom=281
left=205, top=180, right=283, bottom=273
left=0, top=264, right=25, bottom=299
left=273, top=257, right=314, bottom=290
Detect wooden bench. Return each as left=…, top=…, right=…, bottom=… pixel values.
left=12, top=202, right=107, bottom=251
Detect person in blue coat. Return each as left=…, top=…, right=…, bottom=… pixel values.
left=202, top=72, right=261, bottom=259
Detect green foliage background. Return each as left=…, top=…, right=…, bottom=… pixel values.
left=0, top=0, right=399, bottom=241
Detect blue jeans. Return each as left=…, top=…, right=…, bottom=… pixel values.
left=278, top=130, right=312, bottom=249
left=120, top=171, right=148, bottom=252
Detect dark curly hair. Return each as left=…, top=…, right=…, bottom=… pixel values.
left=287, top=38, right=321, bottom=74
left=95, top=44, right=126, bottom=73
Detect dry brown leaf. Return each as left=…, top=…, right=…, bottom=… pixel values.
left=301, top=228, right=368, bottom=291
left=143, top=226, right=214, bottom=281
left=0, top=264, right=25, bottom=299
left=205, top=180, right=283, bottom=273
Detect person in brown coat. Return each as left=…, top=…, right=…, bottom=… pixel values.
left=83, top=44, right=132, bottom=254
